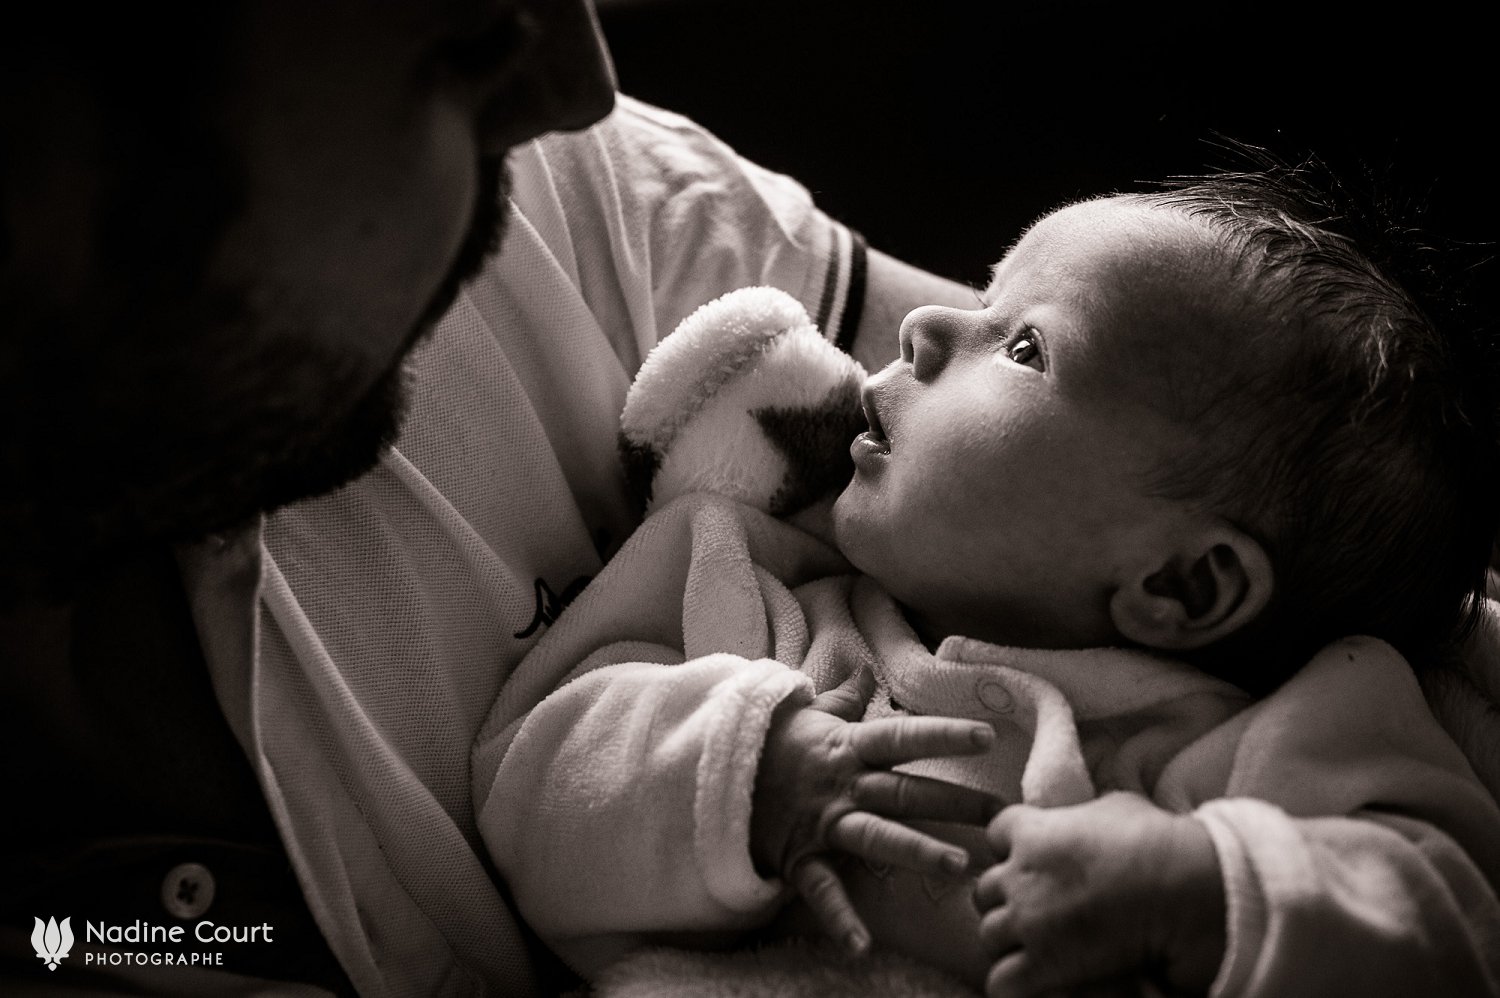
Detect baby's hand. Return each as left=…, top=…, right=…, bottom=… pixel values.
left=974, top=792, right=1226, bottom=998
left=752, top=674, right=998, bottom=954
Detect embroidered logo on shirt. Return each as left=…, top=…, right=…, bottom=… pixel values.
left=514, top=575, right=592, bottom=639
left=32, top=916, right=73, bottom=970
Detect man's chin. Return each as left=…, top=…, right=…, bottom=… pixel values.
left=147, top=152, right=504, bottom=534
left=208, top=154, right=510, bottom=531
left=1, top=155, right=508, bottom=602
left=213, top=354, right=411, bottom=533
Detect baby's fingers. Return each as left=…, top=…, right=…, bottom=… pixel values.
left=828, top=811, right=970, bottom=877
left=853, top=770, right=1001, bottom=826
left=810, top=668, right=877, bottom=721
left=987, top=949, right=1048, bottom=998
left=850, top=716, right=993, bottom=767
left=973, top=863, right=1008, bottom=912
left=988, top=952, right=1136, bottom=998
left=791, top=856, right=870, bottom=955
left=977, top=900, right=1017, bottom=957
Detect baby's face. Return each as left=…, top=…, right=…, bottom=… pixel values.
left=833, top=198, right=1234, bottom=648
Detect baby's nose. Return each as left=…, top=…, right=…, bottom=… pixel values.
left=898, top=305, right=963, bottom=381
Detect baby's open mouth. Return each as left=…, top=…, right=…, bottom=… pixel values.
left=852, top=383, right=891, bottom=460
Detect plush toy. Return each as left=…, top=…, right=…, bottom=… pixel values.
left=619, top=286, right=868, bottom=543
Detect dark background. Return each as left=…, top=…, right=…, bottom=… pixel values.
left=598, top=0, right=1493, bottom=301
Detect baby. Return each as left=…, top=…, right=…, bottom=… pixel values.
left=834, top=179, right=1500, bottom=994
left=475, top=166, right=1500, bottom=996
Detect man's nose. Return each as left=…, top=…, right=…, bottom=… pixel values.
left=479, top=0, right=617, bottom=156
left=898, top=305, right=964, bottom=382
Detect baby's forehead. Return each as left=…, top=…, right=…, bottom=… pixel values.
left=995, top=198, right=1268, bottom=409
left=1003, top=198, right=1256, bottom=327
left=993, top=198, right=1217, bottom=287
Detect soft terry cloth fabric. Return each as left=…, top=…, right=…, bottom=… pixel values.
left=474, top=493, right=1500, bottom=996
left=588, top=939, right=975, bottom=998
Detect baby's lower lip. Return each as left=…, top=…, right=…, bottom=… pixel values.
left=850, top=431, right=890, bottom=464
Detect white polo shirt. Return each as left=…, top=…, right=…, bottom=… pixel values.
left=178, top=96, right=865, bottom=997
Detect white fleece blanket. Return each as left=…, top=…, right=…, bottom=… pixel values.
left=475, top=493, right=1500, bottom=997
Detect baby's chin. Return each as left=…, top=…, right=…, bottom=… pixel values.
left=829, top=486, right=861, bottom=557
left=830, top=486, right=888, bottom=583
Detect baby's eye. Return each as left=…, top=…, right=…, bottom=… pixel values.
left=1005, top=328, right=1045, bottom=371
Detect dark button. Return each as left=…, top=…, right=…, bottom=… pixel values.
left=161, top=861, right=215, bottom=919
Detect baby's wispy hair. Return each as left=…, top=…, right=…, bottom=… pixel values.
left=1123, top=148, right=1499, bottom=692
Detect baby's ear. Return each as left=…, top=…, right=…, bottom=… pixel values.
left=1108, top=523, right=1273, bottom=651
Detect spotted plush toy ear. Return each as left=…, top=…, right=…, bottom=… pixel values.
left=754, top=377, right=865, bottom=517
left=619, top=435, right=662, bottom=518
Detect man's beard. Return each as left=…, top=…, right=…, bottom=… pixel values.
left=224, top=155, right=514, bottom=526
left=1, top=157, right=510, bottom=600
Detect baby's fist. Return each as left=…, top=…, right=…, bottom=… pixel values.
left=974, top=792, right=1225, bottom=997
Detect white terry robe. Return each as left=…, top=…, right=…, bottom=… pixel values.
left=474, top=493, right=1500, bottom=996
